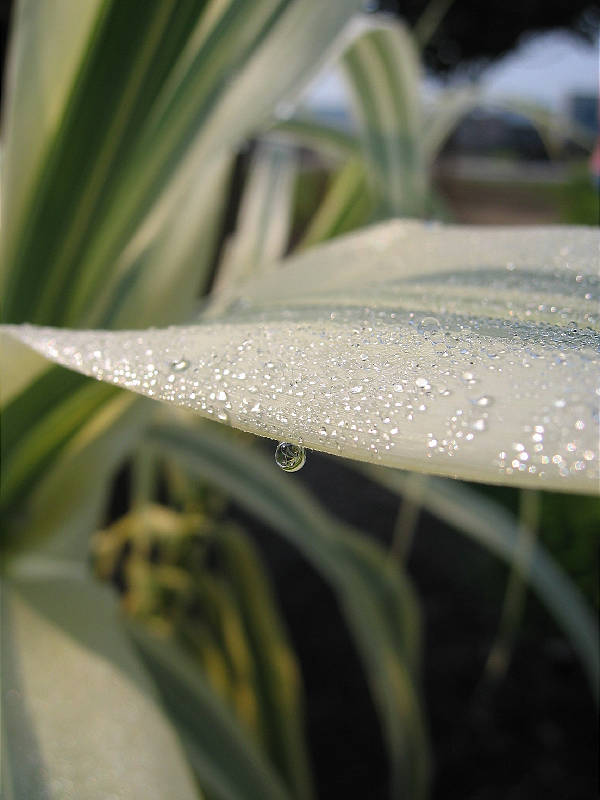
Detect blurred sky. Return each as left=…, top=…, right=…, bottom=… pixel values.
left=306, top=29, right=599, bottom=113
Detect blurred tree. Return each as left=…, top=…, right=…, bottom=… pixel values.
left=1, top=0, right=598, bottom=88
left=379, top=0, right=599, bottom=74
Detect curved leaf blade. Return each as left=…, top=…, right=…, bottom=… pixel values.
left=366, top=465, right=600, bottom=700
left=3, top=222, right=598, bottom=493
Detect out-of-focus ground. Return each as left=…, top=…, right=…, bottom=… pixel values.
left=436, top=159, right=565, bottom=224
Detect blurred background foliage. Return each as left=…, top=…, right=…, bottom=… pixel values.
left=1, top=1, right=598, bottom=799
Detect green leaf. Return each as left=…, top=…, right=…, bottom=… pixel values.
left=421, top=86, right=480, bottom=169
left=212, top=527, right=314, bottom=800
left=4, top=221, right=598, bottom=493
left=3, top=0, right=211, bottom=325
left=92, top=503, right=313, bottom=797
left=212, top=140, right=298, bottom=308
left=129, top=623, right=295, bottom=800
left=0, top=367, right=119, bottom=515
left=299, top=157, right=371, bottom=248
left=145, top=421, right=429, bottom=799
left=366, top=465, right=600, bottom=700
left=0, top=331, right=153, bottom=559
left=0, top=0, right=105, bottom=278
left=1, top=571, right=200, bottom=800
left=341, top=17, right=426, bottom=216
left=21, top=393, right=152, bottom=561
left=273, top=116, right=359, bottom=162
left=103, top=151, right=234, bottom=329
left=1, top=0, right=362, bottom=328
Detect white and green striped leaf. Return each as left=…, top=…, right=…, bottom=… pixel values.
left=365, top=465, right=600, bottom=699
left=212, top=140, right=298, bottom=307
left=4, top=221, right=598, bottom=494
left=341, top=16, right=426, bottom=217
left=1, top=0, right=362, bottom=329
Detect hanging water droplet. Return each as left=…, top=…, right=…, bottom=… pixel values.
left=275, top=442, right=306, bottom=472
left=171, top=358, right=190, bottom=372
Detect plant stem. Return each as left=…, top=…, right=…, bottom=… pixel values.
left=131, top=446, right=157, bottom=511
left=483, top=489, right=541, bottom=684
left=390, top=473, right=427, bottom=562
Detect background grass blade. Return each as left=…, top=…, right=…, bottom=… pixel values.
left=298, top=157, right=371, bottom=248
left=146, top=421, right=430, bottom=799
left=366, top=465, right=600, bottom=701
left=129, top=623, right=295, bottom=800
left=273, top=116, right=360, bottom=161
left=341, top=18, right=426, bottom=217
left=212, top=141, right=298, bottom=306
left=94, top=502, right=313, bottom=797
left=0, top=368, right=119, bottom=514
left=209, top=527, right=315, bottom=800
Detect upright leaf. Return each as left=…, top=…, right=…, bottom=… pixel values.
left=341, top=17, right=426, bottom=216
left=1, top=572, right=200, bottom=800
left=129, top=624, right=295, bottom=800
left=212, top=140, right=297, bottom=307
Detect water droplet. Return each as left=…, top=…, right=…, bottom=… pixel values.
left=473, top=419, right=487, bottom=432
left=472, top=395, right=494, bottom=407
left=216, top=390, right=228, bottom=402
left=350, top=385, right=363, bottom=394
left=275, top=442, right=306, bottom=472
left=419, top=316, right=440, bottom=332
left=171, top=358, right=189, bottom=372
